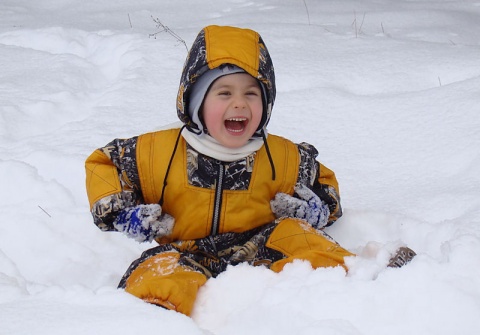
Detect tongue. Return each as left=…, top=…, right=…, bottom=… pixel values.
left=225, top=120, right=244, bottom=131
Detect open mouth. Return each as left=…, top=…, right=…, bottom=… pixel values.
left=224, top=117, right=248, bottom=133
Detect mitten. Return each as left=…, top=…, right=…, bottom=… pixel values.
left=270, top=184, right=330, bottom=229
left=113, top=204, right=174, bottom=242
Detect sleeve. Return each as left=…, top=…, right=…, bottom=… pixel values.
left=296, top=142, right=343, bottom=226
left=85, top=137, right=144, bottom=231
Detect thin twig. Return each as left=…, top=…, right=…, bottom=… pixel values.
left=353, top=11, right=357, bottom=38
left=128, top=14, right=132, bottom=29
left=38, top=205, right=52, bottom=218
left=359, top=12, right=366, bottom=35
left=302, top=0, right=311, bottom=25
left=352, top=11, right=366, bottom=38
left=149, top=17, right=188, bottom=52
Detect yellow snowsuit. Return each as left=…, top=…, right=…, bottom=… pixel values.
left=85, top=25, right=353, bottom=316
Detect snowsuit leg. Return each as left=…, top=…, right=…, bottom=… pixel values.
left=118, top=227, right=273, bottom=315
left=120, top=250, right=207, bottom=315
left=265, top=218, right=354, bottom=272
left=118, top=218, right=353, bottom=315
left=228, top=218, right=354, bottom=272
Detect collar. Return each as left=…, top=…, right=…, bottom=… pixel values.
left=181, top=128, right=266, bottom=162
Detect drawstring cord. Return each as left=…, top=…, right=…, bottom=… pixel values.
left=261, top=129, right=276, bottom=181
left=159, top=125, right=187, bottom=206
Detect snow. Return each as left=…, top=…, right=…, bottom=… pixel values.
left=1, top=0, right=480, bottom=334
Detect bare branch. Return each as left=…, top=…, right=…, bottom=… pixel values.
left=149, top=17, right=188, bottom=52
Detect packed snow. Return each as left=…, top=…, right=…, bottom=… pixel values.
left=1, top=0, right=480, bottom=334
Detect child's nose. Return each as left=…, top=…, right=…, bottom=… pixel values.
left=233, top=96, right=247, bottom=109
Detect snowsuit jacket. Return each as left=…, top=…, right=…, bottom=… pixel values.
left=85, top=129, right=342, bottom=241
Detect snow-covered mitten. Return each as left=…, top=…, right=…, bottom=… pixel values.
left=270, top=184, right=330, bottom=229
left=114, top=204, right=174, bottom=242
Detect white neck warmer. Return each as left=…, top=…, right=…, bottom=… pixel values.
left=181, top=127, right=266, bottom=162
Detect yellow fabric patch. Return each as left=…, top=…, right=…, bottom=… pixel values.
left=85, top=149, right=122, bottom=209
left=124, top=251, right=207, bottom=316
left=266, top=218, right=355, bottom=272
left=204, top=25, right=260, bottom=78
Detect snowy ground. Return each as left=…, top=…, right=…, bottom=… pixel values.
left=1, top=0, right=480, bottom=334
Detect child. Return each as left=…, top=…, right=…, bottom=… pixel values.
left=85, top=25, right=415, bottom=316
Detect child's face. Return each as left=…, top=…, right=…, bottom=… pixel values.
left=202, top=73, right=263, bottom=149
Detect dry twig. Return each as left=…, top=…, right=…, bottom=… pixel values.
left=150, top=17, right=188, bottom=52
left=38, top=205, right=52, bottom=218
left=302, top=0, right=311, bottom=25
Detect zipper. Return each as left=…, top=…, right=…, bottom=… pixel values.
left=211, top=161, right=225, bottom=236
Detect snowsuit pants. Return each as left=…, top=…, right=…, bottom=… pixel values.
left=118, top=218, right=354, bottom=315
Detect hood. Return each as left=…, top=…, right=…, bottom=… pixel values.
left=176, top=25, right=276, bottom=135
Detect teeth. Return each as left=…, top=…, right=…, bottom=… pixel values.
left=225, top=118, right=247, bottom=133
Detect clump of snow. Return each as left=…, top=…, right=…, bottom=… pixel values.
left=1, top=1, right=480, bottom=334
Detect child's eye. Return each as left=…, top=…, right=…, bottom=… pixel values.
left=218, top=91, right=231, bottom=96
left=246, top=91, right=260, bottom=96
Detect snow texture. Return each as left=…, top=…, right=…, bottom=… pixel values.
left=1, top=1, right=480, bottom=334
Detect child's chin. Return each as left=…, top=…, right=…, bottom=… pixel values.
left=222, top=137, right=250, bottom=149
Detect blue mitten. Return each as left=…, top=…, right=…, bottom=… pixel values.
left=270, top=184, right=330, bottom=229
left=114, top=204, right=174, bottom=242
